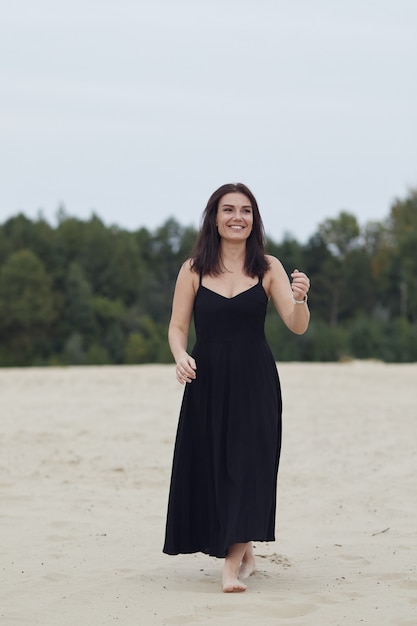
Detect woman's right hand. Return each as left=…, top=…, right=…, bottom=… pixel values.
left=175, top=354, right=197, bottom=385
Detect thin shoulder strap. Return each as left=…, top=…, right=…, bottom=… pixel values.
left=199, top=272, right=203, bottom=286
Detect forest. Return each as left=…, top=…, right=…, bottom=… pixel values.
left=0, top=189, right=416, bottom=367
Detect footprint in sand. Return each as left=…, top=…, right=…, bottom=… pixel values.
left=338, top=553, right=370, bottom=566
left=398, top=578, right=417, bottom=591
left=256, top=552, right=291, bottom=568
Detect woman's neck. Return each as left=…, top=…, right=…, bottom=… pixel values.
left=219, top=241, right=246, bottom=274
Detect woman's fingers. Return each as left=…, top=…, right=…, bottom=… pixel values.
left=176, top=356, right=197, bottom=384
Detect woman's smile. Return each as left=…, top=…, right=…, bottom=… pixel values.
left=216, top=192, right=253, bottom=240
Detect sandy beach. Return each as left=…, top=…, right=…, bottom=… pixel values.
left=0, top=361, right=416, bottom=625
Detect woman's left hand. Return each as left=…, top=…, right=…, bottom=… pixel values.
left=291, top=269, right=310, bottom=302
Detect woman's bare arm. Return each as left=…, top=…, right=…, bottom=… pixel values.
left=168, top=261, right=199, bottom=383
left=266, top=255, right=310, bottom=335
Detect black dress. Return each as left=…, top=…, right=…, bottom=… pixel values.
left=163, top=275, right=282, bottom=558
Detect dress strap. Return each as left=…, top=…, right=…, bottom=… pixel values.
left=199, top=272, right=203, bottom=286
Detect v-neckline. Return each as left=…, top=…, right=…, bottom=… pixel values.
left=200, top=282, right=262, bottom=300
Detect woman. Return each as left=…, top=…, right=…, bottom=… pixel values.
left=163, top=183, right=310, bottom=592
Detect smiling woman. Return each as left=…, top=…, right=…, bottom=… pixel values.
left=163, top=182, right=310, bottom=593
left=216, top=193, right=253, bottom=241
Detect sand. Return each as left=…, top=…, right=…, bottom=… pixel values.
left=0, top=361, right=416, bottom=625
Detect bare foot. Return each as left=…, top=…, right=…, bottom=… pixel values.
left=222, top=542, right=250, bottom=592
left=238, top=542, right=257, bottom=579
left=238, top=558, right=258, bottom=580
left=222, top=575, right=247, bottom=593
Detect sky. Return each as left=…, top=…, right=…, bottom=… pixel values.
left=1, top=0, right=417, bottom=243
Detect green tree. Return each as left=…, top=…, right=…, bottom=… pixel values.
left=318, top=211, right=360, bottom=257
left=0, top=249, right=56, bottom=365
left=387, top=189, right=417, bottom=320
left=316, top=212, right=361, bottom=326
left=63, top=262, right=96, bottom=338
left=302, top=233, right=334, bottom=325
left=124, top=332, right=148, bottom=364
left=139, top=218, right=195, bottom=324
left=1, top=189, right=416, bottom=366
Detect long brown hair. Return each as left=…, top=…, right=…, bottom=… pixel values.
left=191, top=183, right=270, bottom=277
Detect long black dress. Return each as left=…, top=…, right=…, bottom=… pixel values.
left=163, top=275, right=282, bottom=558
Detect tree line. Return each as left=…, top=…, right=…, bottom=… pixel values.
left=0, top=189, right=416, bottom=367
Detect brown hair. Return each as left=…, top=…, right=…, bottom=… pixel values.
left=191, top=183, right=270, bottom=277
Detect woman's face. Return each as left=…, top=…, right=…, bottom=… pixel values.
left=216, top=192, right=253, bottom=242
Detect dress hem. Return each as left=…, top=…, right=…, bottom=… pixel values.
left=163, top=534, right=276, bottom=559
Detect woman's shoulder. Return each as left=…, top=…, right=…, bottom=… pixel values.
left=180, top=257, right=194, bottom=271
left=264, top=254, right=285, bottom=272
left=263, top=255, right=288, bottom=287
left=177, top=258, right=200, bottom=289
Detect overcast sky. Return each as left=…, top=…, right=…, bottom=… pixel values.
left=1, top=0, right=416, bottom=243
